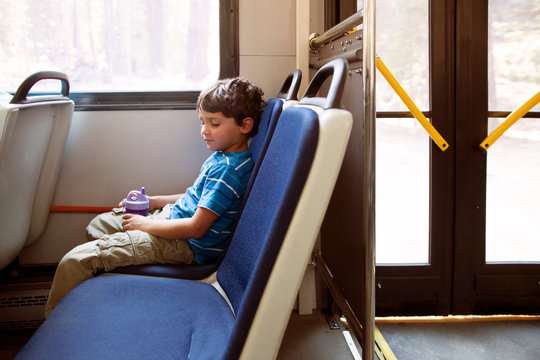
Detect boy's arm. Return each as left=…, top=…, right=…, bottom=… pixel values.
left=147, top=194, right=184, bottom=210
left=121, top=207, right=218, bottom=240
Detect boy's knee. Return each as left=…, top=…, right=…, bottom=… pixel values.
left=58, top=246, right=85, bottom=269
left=57, top=252, right=79, bottom=273
left=86, top=211, right=123, bottom=240
left=59, top=241, right=102, bottom=274
left=86, top=219, right=103, bottom=240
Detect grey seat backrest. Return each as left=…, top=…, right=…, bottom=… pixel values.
left=0, top=72, right=73, bottom=269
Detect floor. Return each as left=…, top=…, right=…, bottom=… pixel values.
left=279, top=314, right=540, bottom=360
left=377, top=319, right=540, bottom=360
left=278, top=310, right=357, bottom=359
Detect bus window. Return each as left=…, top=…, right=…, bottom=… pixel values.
left=0, top=0, right=229, bottom=100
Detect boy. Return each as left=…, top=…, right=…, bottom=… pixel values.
left=45, top=78, right=265, bottom=317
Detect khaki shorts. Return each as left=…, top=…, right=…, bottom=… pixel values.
left=46, top=204, right=195, bottom=317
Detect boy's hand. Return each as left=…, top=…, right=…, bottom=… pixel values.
left=122, top=214, right=150, bottom=232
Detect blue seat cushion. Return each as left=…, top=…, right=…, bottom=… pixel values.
left=17, top=275, right=234, bottom=360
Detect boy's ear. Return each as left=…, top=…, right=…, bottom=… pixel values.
left=240, top=117, right=254, bottom=135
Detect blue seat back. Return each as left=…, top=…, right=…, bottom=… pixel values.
left=249, top=97, right=283, bottom=165
left=216, top=106, right=319, bottom=358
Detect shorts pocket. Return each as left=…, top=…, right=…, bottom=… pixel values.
left=98, top=231, right=153, bottom=270
left=161, top=239, right=195, bottom=264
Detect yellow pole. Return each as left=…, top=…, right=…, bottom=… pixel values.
left=376, top=56, right=449, bottom=151
left=374, top=326, right=398, bottom=360
left=480, top=91, right=540, bottom=150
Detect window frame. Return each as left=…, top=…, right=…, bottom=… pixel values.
left=22, top=0, right=238, bottom=112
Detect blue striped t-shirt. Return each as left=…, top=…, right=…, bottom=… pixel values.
left=169, top=151, right=253, bottom=264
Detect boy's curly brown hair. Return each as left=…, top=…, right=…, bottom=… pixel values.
left=197, top=78, right=266, bottom=138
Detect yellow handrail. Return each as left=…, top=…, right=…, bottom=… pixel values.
left=375, top=326, right=398, bottom=360
left=480, top=91, right=540, bottom=150
left=376, top=56, right=449, bottom=151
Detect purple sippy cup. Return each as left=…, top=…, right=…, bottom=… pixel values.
left=124, top=187, right=150, bottom=216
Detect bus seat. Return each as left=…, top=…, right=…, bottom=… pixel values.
left=0, top=72, right=73, bottom=270
left=17, top=59, right=352, bottom=359
left=110, top=70, right=303, bottom=281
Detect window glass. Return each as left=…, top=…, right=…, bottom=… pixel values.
left=488, top=0, right=540, bottom=112
left=486, top=0, right=540, bottom=262
left=486, top=118, right=540, bottom=262
left=375, top=0, right=429, bottom=112
left=0, top=0, right=220, bottom=93
left=376, top=117, right=430, bottom=264
left=371, top=0, right=430, bottom=264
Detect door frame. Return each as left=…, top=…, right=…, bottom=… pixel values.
left=453, top=0, right=540, bottom=315
left=374, top=0, right=456, bottom=316
left=339, top=0, right=540, bottom=317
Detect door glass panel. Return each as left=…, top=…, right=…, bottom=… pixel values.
left=486, top=0, right=540, bottom=262
left=485, top=118, right=540, bottom=262
left=374, top=0, right=430, bottom=264
left=376, top=118, right=430, bottom=264
left=488, top=0, right=540, bottom=112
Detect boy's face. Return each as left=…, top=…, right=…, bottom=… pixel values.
left=199, top=109, right=253, bottom=153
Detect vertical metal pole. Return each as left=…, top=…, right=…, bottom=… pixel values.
left=362, top=0, right=376, bottom=359
left=296, top=0, right=311, bottom=96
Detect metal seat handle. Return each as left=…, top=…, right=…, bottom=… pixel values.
left=276, top=69, right=302, bottom=101
left=299, top=58, right=348, bottom=109
left=10, top=71, right=70, bottom=104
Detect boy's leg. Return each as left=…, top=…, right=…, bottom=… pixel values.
left=97, top=230, right=195, bottom=271
left=86, top=208, right=124, bottom=240
left=46, top=218, right=194, bottom=317
left=45, top=240, right=104, bottom=317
